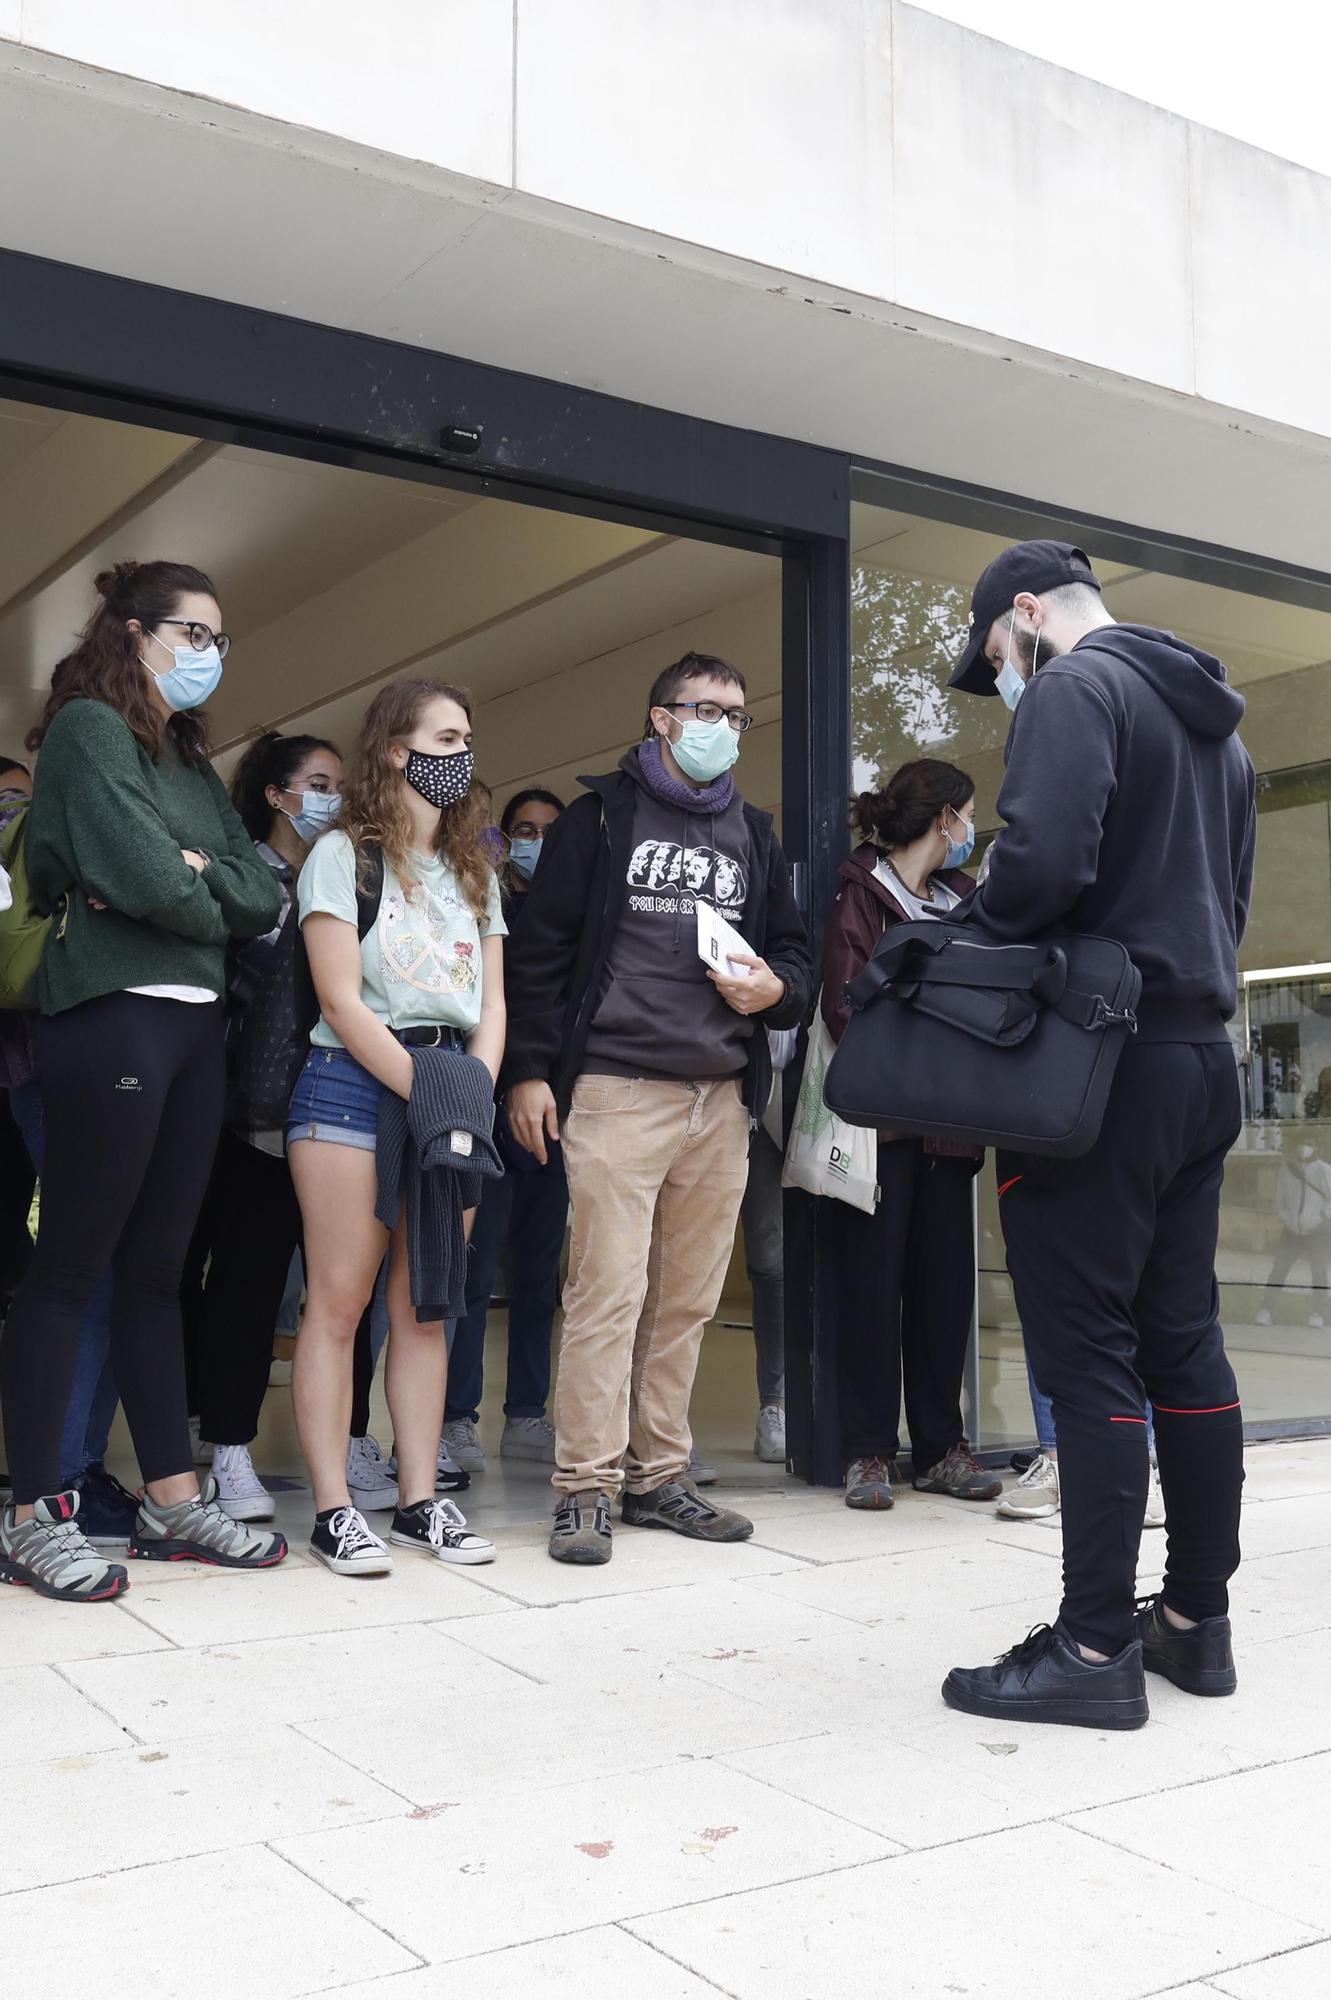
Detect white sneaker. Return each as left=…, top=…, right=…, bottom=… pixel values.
left=1143, top=1463, right=1167, bottom=1530
left=1255, top=1307, right=1273, bottom=1327
left=500, top=1416, right=556, bottom=1463
left=310, top=1504, right=392, bottom=1577
left=443, top=1417, right=486, bottom=1471
left=346, top=1434, right=399, bottom=1512
left=188, top=1415, right=214, bottom=1467
left=1311, top=1313, right=1326, bottom=1331
left=390, top=1495, right=496, bottom=1566
left=268, top=1356, right=293, bottom=1387
left=211, top=1443, right=275, bottom=1522
left=755, top=1404, right=786, bottom=1464
left=996, top=1452, right=1060, bottom=1520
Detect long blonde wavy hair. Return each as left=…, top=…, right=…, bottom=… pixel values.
left=338, top=678, right=492, bottom=919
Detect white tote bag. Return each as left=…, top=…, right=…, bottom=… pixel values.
left=781, top=1002, right=879, bottom=1214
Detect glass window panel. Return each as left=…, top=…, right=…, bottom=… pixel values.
left=849, top=485, right=1331, bottom=1447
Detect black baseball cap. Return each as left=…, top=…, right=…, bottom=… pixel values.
left=948, top=540, right=1102, bottom=696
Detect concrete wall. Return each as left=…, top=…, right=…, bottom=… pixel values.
left=6, top=2, right=1331, bottom=444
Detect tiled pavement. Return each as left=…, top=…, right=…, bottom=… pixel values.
left=4, top=1438, right=1331, bottom=1999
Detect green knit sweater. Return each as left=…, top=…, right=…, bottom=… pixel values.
left=27, top=699, right=280, bottom=1016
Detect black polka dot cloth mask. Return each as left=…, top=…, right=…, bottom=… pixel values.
left=404, top=747, right=475, bottom=809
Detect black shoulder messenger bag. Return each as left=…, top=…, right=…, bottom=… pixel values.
left=822, top=917, right=1142, bottom=1158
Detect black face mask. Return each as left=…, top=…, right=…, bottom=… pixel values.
left=404, top=747, right=474, bottom=809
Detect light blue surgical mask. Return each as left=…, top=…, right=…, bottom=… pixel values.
left=995, top=659, right=1026, bottom=711
left=672, top=715, right=740, bottom=784
left=283, top=791, right=342, bottom=843
left=995, top=610, right=1041, bottom=712
left=508, top=835, right=543, bottom=882
left=145, top=629, right=224, bottom=712
left=943, top=809, right=975, bottom=870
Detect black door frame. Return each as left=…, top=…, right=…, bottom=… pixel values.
left=0, top=247, right=854, bottom=1482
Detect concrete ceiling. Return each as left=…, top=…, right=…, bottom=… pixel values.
left=0, top=395, right=781, bottom=809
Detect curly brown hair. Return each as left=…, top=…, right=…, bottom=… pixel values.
left=337, top=678, right=492, bottom=920
left=26, top=560, right=218, bottom=766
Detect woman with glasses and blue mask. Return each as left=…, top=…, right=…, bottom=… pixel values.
left=444, top=786, right=568, bottom=1472
left=181, top=729, right=344, bottom=1523
left=0, top=561, right=288, bottom=1602
left=821, top=758, right=1002, bottom=1516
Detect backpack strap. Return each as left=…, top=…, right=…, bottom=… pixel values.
left=356, top=843, right=385, bottom=943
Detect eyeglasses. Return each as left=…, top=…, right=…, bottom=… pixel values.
left=160, top=619, right=231, bottom=660
left=507, top=823, right=547, bottom=842
left=666, top=701, right=753, bottom=734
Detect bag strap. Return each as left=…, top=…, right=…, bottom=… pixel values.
left=848, top=928, right=1137, bottom=1035
left=848, top=930, right=1067, bottom=1008
left=356, top=843, right=385, bottom=943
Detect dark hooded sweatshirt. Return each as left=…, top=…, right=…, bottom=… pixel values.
left=583, top=752, right=754, bottom=1082
left=975, top=623, right=1256, bottom=1041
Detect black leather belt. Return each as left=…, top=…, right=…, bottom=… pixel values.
left=395, top=1026, right=464, bottom=1048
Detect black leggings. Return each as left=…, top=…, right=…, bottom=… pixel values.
left=0, top=992, right=224, bottom=1504
left=182, top=1127, right=303, bottom=1446
left=829, top=1141, right=977, bottom=1472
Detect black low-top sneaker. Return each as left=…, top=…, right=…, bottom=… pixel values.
left=943, top=1621, right=1149, bottom=1730
left=621, top=1477, right=753, bottom=1543
left=1135, top=1595, right=1237, bottom=1696
left=310, top=1504, right=392, bottom=1577
left=549, top=1490, right=613, bottom=1565
left=391, top=1497, right=495, bottom=1565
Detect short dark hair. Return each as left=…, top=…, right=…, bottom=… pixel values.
left=853, top=758, right=974, bottom=849
left=500, top=787, right=566, bottom=835
left=642, top=651, right=747, bottom=740
left=0, top=755, right=29, bottom=782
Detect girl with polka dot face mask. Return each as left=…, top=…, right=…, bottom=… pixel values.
left=405, top=743, right=475, bottom=810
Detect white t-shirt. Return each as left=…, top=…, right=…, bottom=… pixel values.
left=299, top=831, right=505, bottom=1046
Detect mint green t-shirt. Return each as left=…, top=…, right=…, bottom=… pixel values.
left=298, top=830, right=505, bottom=1047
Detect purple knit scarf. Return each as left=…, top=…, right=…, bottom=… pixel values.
left=635, top=737, right=736, bottom=814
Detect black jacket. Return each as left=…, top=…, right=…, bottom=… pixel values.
left=502, top=768, right=813, bottom=1117
left=976, top=622, right=1256, bottom=1039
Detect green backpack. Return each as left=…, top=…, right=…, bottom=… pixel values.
left=0, top=806, right=52, bottom=1011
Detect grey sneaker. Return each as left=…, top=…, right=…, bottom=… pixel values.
left=1143, top=1463, right=1167, bottom=1531
left=442, top=1416, right=486, bottom=1471
left=914, top=1441, right=1003, bottom=1502
left=130, top=1477, right=288, bottom=1568
left=996, top=1452, right=1060, bottom=1520
left=845, top=1456, right=896, bottom=1510
left=549, top=1490, right=613, bottom=1565
left=688, top=1448, right=718, bottom=1486
left=755, top=1403, right=786, bottom=1464
left=621, top=1477, right=753, bottom=1543
left=0, top=1492, right=129, bottom=1601
left=347, top=1433, right=399, bottom=1512
left=500, top=1416, right=557, bottom=1463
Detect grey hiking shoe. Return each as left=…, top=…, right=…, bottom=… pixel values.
left=621, top=1477, right=753, bottom=1543
left=0, top=1491, right=129, bottom=1601
left=130, top=1476, right=288, bottom=1568
left=549, top=1490, right=613, bottom=1565
left=914, top=1441, right=1003, bottom=1502
left=845, top=1456, right=896, bottom=1510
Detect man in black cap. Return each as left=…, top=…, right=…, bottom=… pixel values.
left=941, top=540, right=1257, bottom=1730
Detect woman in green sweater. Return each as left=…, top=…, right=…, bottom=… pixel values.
left=0, top=560, right=289, bottom=1602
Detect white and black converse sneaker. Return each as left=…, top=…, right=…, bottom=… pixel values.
left=391, top=1496, right=495, bottom=1565
left=309, top=1504, right=393, bottom=1577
